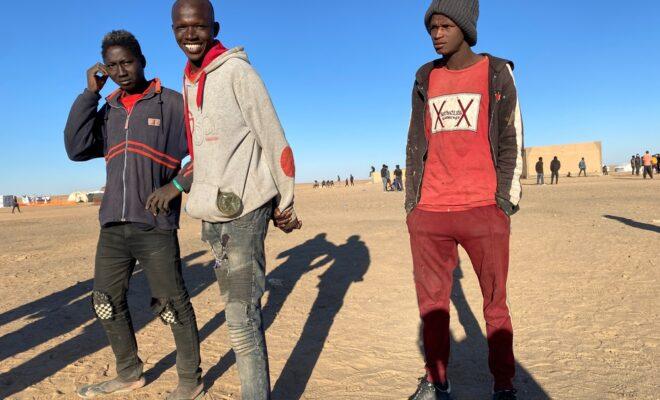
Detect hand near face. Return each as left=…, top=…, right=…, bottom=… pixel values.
left=86, top=63, right=109, bottom=93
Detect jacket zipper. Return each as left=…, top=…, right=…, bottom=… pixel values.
left=117, top=97, right=149, bottom=222
left=121, top=109, right=130, bottom=221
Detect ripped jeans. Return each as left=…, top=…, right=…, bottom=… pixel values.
left=202, top=203, right=272, bottom=400
left=92, top=223, right=201, bottom=386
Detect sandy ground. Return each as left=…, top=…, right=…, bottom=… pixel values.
left=0, top=175, right=658, bottom=400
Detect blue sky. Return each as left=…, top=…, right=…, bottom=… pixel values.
left=1, top=0, right=659, bottom=195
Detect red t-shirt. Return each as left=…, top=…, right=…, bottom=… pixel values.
left=417, top=57, right=497, bottom=212
left=120, top=80, right=157, bottom=114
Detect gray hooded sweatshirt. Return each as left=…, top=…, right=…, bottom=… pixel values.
left=182, top=47, right=296, bottom=222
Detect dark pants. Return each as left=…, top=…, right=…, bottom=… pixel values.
left=202, top=203, right=272, bottom=400
left=578, top=168, right=587, bottom=177
left=12, top=205, right=20, bottom=213
left=643, top=166, right=654, bottom=179
left=551, top=171, right=559, bottom=184
left=92, top=224, right=201, bottom=385
left=636, top=166, right=641, bottom=175
left=394, top=177, right=403, bottom=191
left=407, top=205, right=515, bottom=391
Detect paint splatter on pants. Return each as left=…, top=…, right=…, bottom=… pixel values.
left=202, top=202, right=272, bottom=400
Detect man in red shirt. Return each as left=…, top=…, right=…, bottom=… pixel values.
left=405, top=1, right=523, bottom=399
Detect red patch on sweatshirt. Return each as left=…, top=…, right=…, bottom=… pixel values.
left=280, top=147, right=295, bottom=178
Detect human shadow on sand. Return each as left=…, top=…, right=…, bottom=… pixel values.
left=172, top=233, right=369, bottom=399
left=603, top=215, right=660, bottom=234
left=0, top=250, right=214, bottom=398
left=418, top=261, right=550, bottom=399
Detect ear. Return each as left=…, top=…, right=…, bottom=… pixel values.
left=213, top=21, right=220, bottom=38
left=140, top=55, right=147, bottom=69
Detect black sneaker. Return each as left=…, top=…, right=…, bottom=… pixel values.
left=492, top=389, right=517, bottom=400
left=408, top=377, right=453, bottom=400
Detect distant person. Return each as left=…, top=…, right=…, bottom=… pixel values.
left=642, top=151, right=654, bottom=179
left=337, top=175, right=341, bottom=182
left=394, top=164, right=404, bottom=191
left=350, top=174, right=355, bottom=186
left=405, top=1, right=523, bottom=398
left=550, top=156, right=561, bottom=185
left=345, top=178, right=349, bottom=186
left=652, top=154, right=659, bottom=173
left=321, top=180, right=326, bottom=188
left=370, top=165, right=376, bottom=175
left=313, top=180, right=319, bottom=188
left=11, top=196, right=20, bottom=214
left=602, top=165, right=608, bottom=175
left=635, top=154, right=642, bottom=175
left=535, top=157, right=544, bottom=185
left=578, top=158, right=587, bottom=177
left=630, top=155, right=636, bottom=175
left=63, top=30, right=201, bottom=398
left=380, top=164, right=389, bottom=192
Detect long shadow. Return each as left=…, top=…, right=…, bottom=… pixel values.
left=271, top=235, right=370, bottom=399
left=179, top=234, right=368, bottom=400
left=0, top=250, right=214, bottom=398
left=148, top=233, right=338, bottom=390
left=419, top=261, right=550, bottom=399
left=603, top=215, right=660, bottom=233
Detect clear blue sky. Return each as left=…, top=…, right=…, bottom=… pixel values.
left=1, top=0, right=659, bottom=195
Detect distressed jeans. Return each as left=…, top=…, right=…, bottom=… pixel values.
left=202, top=203, right=272, bottom=400
left=92, top=223, right=202, bottom=386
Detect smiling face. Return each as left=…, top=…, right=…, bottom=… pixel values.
left=172, top=0, right=220, bottom=66
left=103, top=46, right=146, bottom=93
left=428, top=14, right=465, bottom=56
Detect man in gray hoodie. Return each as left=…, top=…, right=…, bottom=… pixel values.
left=148, top=1, right=301, bottom=398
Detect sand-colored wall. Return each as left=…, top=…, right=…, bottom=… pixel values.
left=523, top=141, right=602, bottom=178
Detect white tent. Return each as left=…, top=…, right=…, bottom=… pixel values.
left=68, top=191, right=89, bottom=203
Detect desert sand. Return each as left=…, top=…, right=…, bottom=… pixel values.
left=0, top=175, right=658, bottom=399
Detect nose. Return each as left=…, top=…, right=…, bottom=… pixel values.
left=184, top=27, right=197, bottom=41
left=117, top=64, right=127, bottom=76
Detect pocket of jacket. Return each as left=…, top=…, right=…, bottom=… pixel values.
left=185, top=181, right=224, bottom=220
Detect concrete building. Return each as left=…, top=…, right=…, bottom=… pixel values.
left=523, top=141, right=603, bottom=178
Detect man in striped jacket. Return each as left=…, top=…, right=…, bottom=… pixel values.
left=405, top=1, right=523, bottom=399
left=64, top=31, right=202, bottom=400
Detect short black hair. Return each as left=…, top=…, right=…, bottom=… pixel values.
left=101, top=30, right=144, bottom=59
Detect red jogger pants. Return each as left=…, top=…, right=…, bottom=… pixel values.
left=407, top=205, right=515, bottom=391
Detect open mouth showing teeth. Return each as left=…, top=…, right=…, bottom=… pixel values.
left=184, top=44, right=203, bottom=53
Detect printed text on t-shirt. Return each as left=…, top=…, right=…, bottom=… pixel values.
left=429, top=93, right=482, bottom=134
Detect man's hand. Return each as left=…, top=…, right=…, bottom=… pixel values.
left=87, top=63, right=109, bottom=93
left=273, top=206, right=302, bottom=233
left=145, top=183, right=181, bottom=216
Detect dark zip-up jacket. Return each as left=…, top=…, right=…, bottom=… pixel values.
left=550, top=159, right=561, bottom=172
left=535, top=161, right=544, bottom=174
left=64, top=81, right=189, bottom=229
left=405, top=54, right=524, bottom=214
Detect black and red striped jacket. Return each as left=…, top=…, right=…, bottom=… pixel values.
left=64, top=79, right=193, bottom=229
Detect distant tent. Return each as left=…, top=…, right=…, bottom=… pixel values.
left=68, top=191, right=88, bottom=203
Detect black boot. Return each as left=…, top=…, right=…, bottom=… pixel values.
left=408, top=377, right=452, bottom=400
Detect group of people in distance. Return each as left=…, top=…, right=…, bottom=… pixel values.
left=62, top=0, right=523, bottom=399
left=631, top=152, right=658, bottom=179
left=378, top=164, right=404, bottom=192
left=313, top=174, right=355, bottom=188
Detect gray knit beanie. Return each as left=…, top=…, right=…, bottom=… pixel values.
left=424, top=0, right=479, bottom=47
